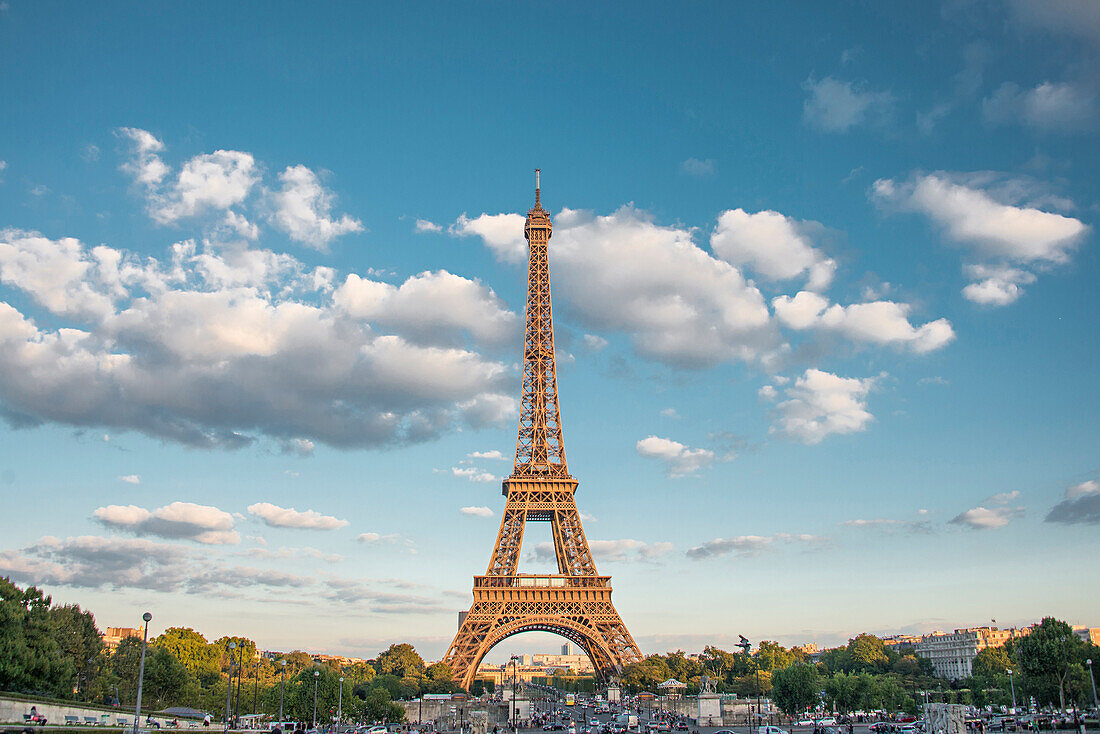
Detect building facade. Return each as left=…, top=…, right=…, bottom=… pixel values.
left=1073, top=626, right=1100, bottom=646
left=915, top=627, right=1031, bottom=680
left=102, top=626, right=141, bottom=651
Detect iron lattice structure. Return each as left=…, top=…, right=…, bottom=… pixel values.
left=443, top=173, right=643, bottom=690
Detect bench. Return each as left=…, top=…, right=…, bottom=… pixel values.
left=65, top=717, right=81, bottom=725
left=86, top=717, right=101, bottom=725
left=117, top=720, right=131, bottom=727
left=24, top=715, right=47, bottom=727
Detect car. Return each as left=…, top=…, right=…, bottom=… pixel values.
left=657, top=724, right=671, bottom=732
left=646, top=724, right=660, bottom=732
left=759, top=727, right=790, bottom=734
left=591, top=721, right=600, bottom=726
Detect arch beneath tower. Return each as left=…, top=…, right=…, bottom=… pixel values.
left=463, top=616, right=621, bottom=688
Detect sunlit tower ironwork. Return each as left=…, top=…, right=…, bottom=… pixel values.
left=443, top=172, right=643, bottom=690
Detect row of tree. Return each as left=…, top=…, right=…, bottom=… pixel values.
left=0, top=578, right=468, bottom=722
left=622, top=620, right=1100, bottom=717
left=620, top=635, right=934, bottom=699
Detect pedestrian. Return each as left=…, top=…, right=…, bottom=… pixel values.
left=204, top=714, right=213, bottom=728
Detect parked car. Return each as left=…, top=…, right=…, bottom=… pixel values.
left=759, top=727, right=790, bottom=734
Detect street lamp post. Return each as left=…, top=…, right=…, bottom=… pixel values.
left=225, top=643, right=238, bottom=734
left=279, top=660, right=287, bottom=722
left=134, top=612, right=152, bottom=734
left=338, top=676, right=344, bottom=729
left=312, top=670, right=320, bottom=729
left=1007, top=670, right=1017, bottom=714
left=511, top=656, right=520, bottom=734
left=1087, top=660, right=1099, bottom=714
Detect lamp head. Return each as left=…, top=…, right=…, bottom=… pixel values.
left=314, top=670, right=320, bottom=677
left=281, top=659, right=287, bottom=666
left=229, top=642, right=237, bottom=650
left=142, top=612, right=152, bottom=622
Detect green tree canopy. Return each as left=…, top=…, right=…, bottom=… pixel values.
left=847, top=635, right=889, bottom=672
left=373, top=644, right=425, bottom=679
left=1015, top=617, right=1081, bottom=709
left=756, top=641, right=796, bottom=673
left=772, top=663, right=818, bottom=715
left=156, top=628, right=221, bottom=685
left=0, top=578, right=76, bottom=697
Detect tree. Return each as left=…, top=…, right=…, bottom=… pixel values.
left=700, top=646, right=737, bottom=682
left=847, top=635, right=889, bottom=672
left=49, top=603, right=104, bottom=698
left=0, top=578, right=74, bottom=696
left=155, top=628, right=220, bottom=685
left=374, top=644, right=425, bottom=679
left=825, top=672, right=859, bottom=713
left=972, top=646, right=1012, bottom=682
left=756, top=642, right=796, bottom=673
left=361, top=687, right=405, bottom=723
left=772, top=663, right=817, bottom=715
left=1015, top=618, right=1081, bottom=709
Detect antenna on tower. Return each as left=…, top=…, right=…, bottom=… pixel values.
left=535, top=168, right=541, bottom=206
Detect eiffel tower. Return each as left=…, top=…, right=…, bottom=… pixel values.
left=443, top=171, right=643, bottom=690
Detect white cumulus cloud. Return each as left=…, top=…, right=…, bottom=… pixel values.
left=710, top=208, right=836, bottom=290
left=873, top=173, right=1087, bottom=307
left=459, top=506, right=494, bottom=517
left=119, top=474, right=141, bottom=484
left=0, top=228, right=514, bottom=450
left=772, top=291, right=954, bottom=353
left=451, top=467, right=497, bottom=483
left=949, top=505, right=1024, bottom=529
left=269, top=165, right=362, bottom=249
left=94, top=501, right=239, bottom=545
left=333, top=269, right=517, bottom=347
left=635, top=435, right=715, bottom=477
left=769, top=369, right=878, bottom=445
left=450, top=213, right=528, bottom=263
left=247, top=502, right=349, bottom=530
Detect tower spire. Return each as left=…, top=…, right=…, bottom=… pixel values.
left=513, top=171, right=566, bottom=478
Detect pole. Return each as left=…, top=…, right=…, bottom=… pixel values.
left=1087, top=660, right=1098, bottom=714
left=1008, top=670, right=1017, bottom=714
left=134, top=612, right=152, bottom=734
left=279, top=661, right=287, bottom=722
left=253, top=658, right=259, bottom=715
left=234, top=648, right=242, bottom=721
left=313, top=671, right=320, bottom=729
left=338, top=677, right=344, bottom=728
left=225, top=643, right=237, bottom=734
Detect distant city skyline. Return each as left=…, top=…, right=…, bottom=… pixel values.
left=0, top=2, right=1097, bottom=664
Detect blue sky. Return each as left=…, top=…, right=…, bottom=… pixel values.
left=1, top=1, right=1098, bottom=663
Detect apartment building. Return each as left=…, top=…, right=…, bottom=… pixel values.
left=915, top=626, right=1031, bottom=680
